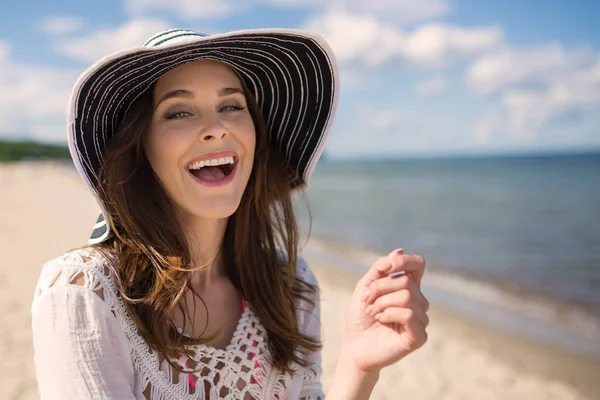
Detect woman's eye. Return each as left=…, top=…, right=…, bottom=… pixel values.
left=220, top=104, right=246, bottom=112
left=166, top=110, right=192, bottom=120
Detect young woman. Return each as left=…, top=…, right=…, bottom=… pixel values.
left=31, top=28, right=430, bottom=399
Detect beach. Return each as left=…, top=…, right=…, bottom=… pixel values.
left=1, top=161, right=599, bottom=400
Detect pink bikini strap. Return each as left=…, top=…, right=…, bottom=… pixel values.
left=241, top=296, right=247, bottom=311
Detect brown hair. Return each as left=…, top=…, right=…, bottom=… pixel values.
left=92, top=71, right=320, bottom=375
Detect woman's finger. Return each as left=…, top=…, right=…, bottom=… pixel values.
left=366, top=291, right=430, bottom=328
left=380, top=253, right=427, bottom=288
left=358, top=255, right=396, bottom=289
left=364, top=274, right=430, bottom=312
left=374, top=308, right=428, bottom=349
left=359, top=250, right=425, bottom=290
left=357, top=248, right=426, bottom=309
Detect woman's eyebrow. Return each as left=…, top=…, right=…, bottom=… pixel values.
left=217, top=87, right=243, bottom=97
left=154, top=87, right=243, bottom=110
left=154, top=89, right=193, bottom=110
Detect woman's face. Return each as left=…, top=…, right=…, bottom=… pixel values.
left=144, top=59, right=256, bottom=223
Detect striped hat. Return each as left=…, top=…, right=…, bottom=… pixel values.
left=66, top=28, right=339, bottom=244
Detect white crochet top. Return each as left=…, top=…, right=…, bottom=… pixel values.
left=31, top=248, right=324, bottom=400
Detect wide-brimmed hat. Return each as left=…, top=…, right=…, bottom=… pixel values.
left=65, top=28, right=339, bottom=244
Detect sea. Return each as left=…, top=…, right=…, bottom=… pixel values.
left=294, top=152, right=600, bottom=359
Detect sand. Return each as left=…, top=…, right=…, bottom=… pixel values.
left=1, top=161, right=599, bottom=400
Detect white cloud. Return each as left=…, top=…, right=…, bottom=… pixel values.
left=57, top=18, right=171, bottom=63
left=403, top=23, right=502, bottom=68
left=7, top=17, right=174, bottom=142
left=305, top=10, right=502, bottom=69
left=468, top=44, right=600, bottom=142
left=370, top=109, right=399, bottom=131
left=130, top=0, right=449, bottom=23
left=348, top=0, right=449, bottom=22
left=415, top=75, right=447, bottom=96
left=501, top=62, right=600, bottom=135
left=0, top=17, right=172, bottom=143
left=326, top=103, right=476, bottom=157
left=0, top=41, right=78, bottom=142
left=466, top=44, right=593, bottom=95
left=328, top=105, right=414, bottom=156
left=258, top=0, right=320, bottom=5
left=124, top=0, right=232, bottom=19
left=473, top=112, right=502, bottom=144
left=0, top=41, right=8, bottom=61
left=266, top=0, right=450, bottom=22
left=337, top=66, right=369, bottom=89
left=38, top=15, right=86, bottom=35
left=305, top=11, right=404, bottom=67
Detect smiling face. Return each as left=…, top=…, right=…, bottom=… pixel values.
left=144, top=59, right=256, bottom=224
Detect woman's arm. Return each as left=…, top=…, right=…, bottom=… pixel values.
left=32, top=283, right=136, bottom=399
left=325, top=248, right=430, bottom=400
left=325, top=342, right=379, bottom=400
left=297, top=258, right=379, bottom=400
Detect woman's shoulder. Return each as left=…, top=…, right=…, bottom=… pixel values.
left=292, top=255, right=322, bottom=339
left=295, top=255, right=318, bottom=287
left=32, top=246, right=118, bottom=305
left=276, top=248, right=318, bottom=287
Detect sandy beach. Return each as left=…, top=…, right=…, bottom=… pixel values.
left=1, top=161, right=599, bottom=400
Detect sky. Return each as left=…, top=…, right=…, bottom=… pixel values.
left=1, top=0, right=599, bottom=159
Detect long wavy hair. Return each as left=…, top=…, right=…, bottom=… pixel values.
left=90, top=69, right=320, bottom=375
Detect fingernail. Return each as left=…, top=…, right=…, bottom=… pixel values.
left=377, top=262, right=392, bottom=273
left=392, top=248, right=404, bottom=255
left=365, top=305, right=374, bottom=315
left=361, top=289, right=370, bottom=302
left=374, top=312, right=384, bottom=321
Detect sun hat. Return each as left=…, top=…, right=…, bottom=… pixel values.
left=65, top=28, right=339, bottom=244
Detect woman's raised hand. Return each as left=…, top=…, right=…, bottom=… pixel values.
left=343, top=248, right=430, bottom=373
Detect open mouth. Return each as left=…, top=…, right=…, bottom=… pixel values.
left=187, top=156, right=237, bottom=182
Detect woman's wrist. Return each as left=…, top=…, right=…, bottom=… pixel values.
left=325, top=341, right=380, bottom=400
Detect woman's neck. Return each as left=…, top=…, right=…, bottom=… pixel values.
left=185, top=216, right=229, bottom=289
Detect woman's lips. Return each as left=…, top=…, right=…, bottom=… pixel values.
left=187, top=159, right=238, bottom=187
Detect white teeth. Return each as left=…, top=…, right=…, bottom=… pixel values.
left=188, top=156, right=235, bottom=170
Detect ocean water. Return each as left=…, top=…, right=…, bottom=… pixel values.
left=295, top=153, right=600, bottom=352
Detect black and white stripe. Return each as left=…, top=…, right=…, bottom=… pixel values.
left=65, top=29, right=339, bottom=244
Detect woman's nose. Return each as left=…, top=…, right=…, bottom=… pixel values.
left=198, top=115, right=228, bottom=142
left=199, top=130, right=227, bottom=142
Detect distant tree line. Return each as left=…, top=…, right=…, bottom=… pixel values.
left=0, top=140, right=333, bottom=163
left=0, top=140, right=71, bottom=162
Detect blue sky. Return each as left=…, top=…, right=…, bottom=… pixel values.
left=1, top=0, right=599, bottom=159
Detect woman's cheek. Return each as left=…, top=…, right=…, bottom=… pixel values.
left=158, top=125, right=198, bottom=151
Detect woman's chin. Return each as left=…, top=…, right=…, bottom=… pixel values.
left=186, top=197, right=243, bottom=219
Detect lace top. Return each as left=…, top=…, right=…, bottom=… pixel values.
left=31, top=248, right=324, bottom=400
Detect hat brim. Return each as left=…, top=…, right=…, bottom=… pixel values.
left=66, top=28, right=339, bottom=244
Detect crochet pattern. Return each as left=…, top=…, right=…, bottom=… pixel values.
left=33, top=248, right=324, bottom=399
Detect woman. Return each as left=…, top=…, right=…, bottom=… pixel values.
left=31, top=28, right=430, bottom=399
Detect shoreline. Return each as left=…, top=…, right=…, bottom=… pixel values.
left=304, top=231, right=600, bottom=318
left=308, top=256, right=600, bottom=400
left=301, top=233, right=600, bottom=361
